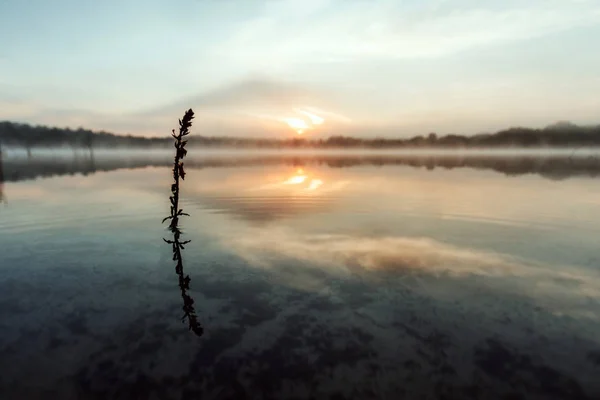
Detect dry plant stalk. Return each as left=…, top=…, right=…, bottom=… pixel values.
left=163, top=109, right=203, bottom=336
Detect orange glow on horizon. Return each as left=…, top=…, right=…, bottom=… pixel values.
left=284, top=117, right=310, bottom=134
left=295, top=109, right=324, bottom=126
left=282, top=110, right=326, bottom=135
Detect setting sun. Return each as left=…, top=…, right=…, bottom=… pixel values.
left=284, top=117, right=310, bottom=134
left=295, top=109, right=324, bottom=125
left=281, top=109, right=326, bottom=135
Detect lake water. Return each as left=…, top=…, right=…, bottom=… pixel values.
left=1, top=151, right=599, bottom=399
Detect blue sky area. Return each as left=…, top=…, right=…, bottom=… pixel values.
left=1, top=0, right=600, bottom=137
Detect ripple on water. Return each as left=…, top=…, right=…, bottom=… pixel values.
left=182, top=194, right=339, bottom=223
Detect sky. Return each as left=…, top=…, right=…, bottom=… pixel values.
left=1, top=0, right=600, bottom=138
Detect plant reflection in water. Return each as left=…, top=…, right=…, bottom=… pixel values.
left=162, top=109, right=203, bottom=336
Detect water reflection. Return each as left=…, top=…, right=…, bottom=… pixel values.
left=0, top=146, right=5, bottom=204
left=4, top=151, right=600, bottom=183
left=1, top=153, right=600, bottom=398
left=282, top=168, right=324, bottom=191
left=162, top=109, right=203, bottom=336
left=182, top=166, right=341, bottom=224
left=221, top=226, right=600, bottom=319
left=253, top=167, right=326, bottom=192
left=283, top=169, right=307, bottom=185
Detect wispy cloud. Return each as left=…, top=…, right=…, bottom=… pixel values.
left=3, top=78, right=353, bottom=137
left=216, top=0, right=600, bottom=65
left=1, top=0, right=600, bottom=135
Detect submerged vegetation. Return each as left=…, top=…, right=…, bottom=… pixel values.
left=162, top=109, right=203, bottom=336
left=2, top=120, right=600, bottom=149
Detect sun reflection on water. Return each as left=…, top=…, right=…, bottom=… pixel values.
left=280, top=167, right=324, bottom=192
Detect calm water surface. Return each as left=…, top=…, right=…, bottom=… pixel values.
left=0, top=152, right=599, bottom=399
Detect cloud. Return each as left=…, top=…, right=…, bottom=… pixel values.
left=0, top=79, right=343, bottom=136
left=136, top=78, right=354, bottom=136
left=142, top=79, right=323, bottom=116
left=220, top=226, right=600, bottom=318
left=0, top=78, right=355, bottom=137
left=215, top=0, right=600, bottom=64
left=2, top=1, right=599, bottom=136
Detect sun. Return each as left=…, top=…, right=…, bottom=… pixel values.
left=283, top=117, right=310, bottom=135
left=281, top=109, right=327, bottom=135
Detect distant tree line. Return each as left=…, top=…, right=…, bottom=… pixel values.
left=1, top=120, right=600, bottom=149
left=0, top=121, right=167, bottom=149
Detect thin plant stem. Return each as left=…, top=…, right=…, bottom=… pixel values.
left=162, top=109, right=203, bottom=336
